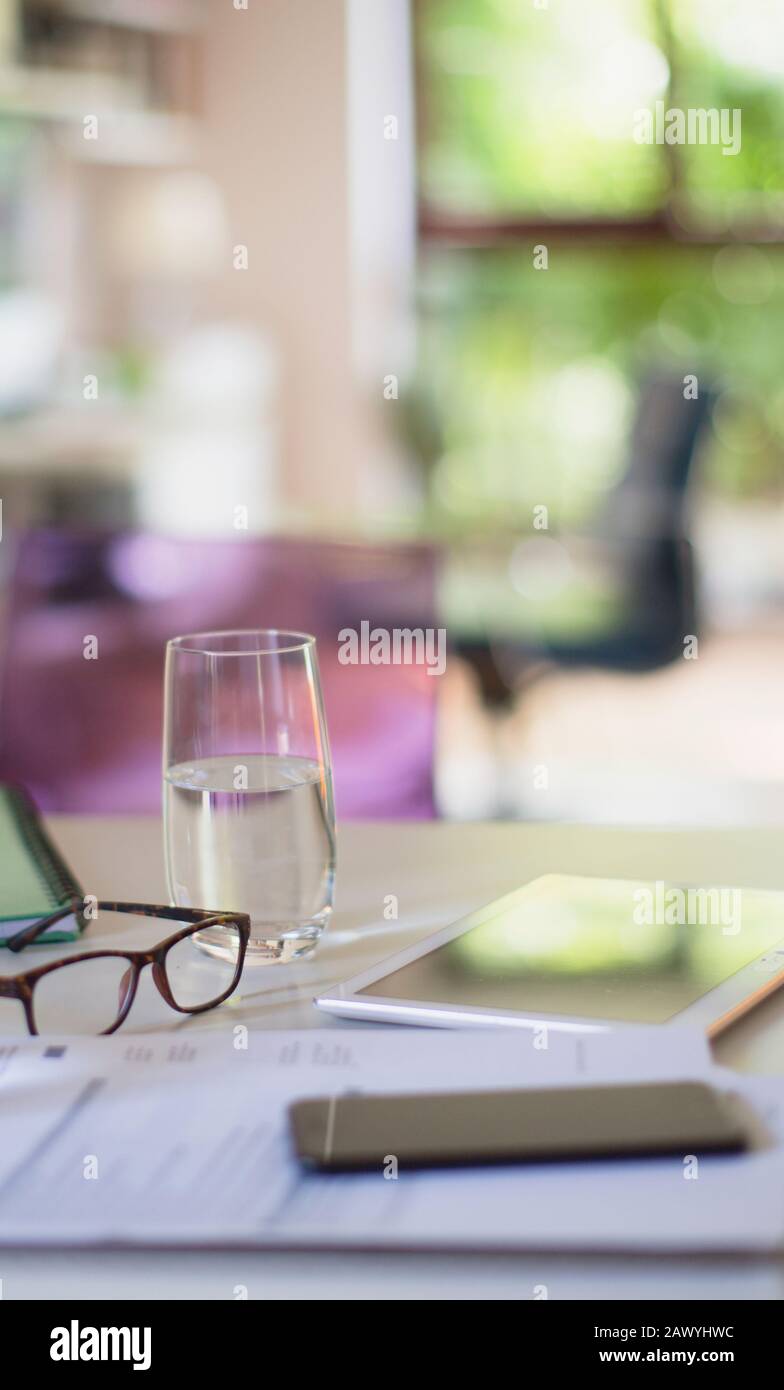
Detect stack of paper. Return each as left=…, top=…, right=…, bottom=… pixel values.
left=0, top=1026, right=782, bottom=1253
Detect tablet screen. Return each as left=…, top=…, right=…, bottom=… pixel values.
left=357, top=875, right=784, bottom=1023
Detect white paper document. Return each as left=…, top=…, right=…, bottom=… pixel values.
left=1, top=1025, right=782, bottom=1254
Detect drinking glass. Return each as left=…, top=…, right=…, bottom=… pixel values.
left=163, top=630, right=336, bottom=962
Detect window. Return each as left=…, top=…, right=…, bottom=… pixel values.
left=411, top=0, right=784, bottom=530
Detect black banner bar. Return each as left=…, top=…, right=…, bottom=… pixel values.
left=7, top=1298, right=774, bottom=1378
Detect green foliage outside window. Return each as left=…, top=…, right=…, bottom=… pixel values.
left=413, top=0, right=784, bottom=527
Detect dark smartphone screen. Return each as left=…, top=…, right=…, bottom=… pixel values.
left=289, top=1081, right=750, bottom=1172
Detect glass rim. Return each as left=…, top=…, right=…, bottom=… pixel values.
left=167, top=628, right=317, bottom=657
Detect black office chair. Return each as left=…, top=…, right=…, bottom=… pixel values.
left=459, top=372, right=714, bottom=701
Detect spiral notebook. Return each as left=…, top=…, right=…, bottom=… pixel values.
left=0, top=786, right=83, bottom=945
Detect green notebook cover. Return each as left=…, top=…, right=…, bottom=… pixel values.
left=0, top=786, right=84, bottom=945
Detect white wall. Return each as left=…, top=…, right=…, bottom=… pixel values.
left=200, top=0, right=416, bottom=521
left=200, top=0, right=358, bottom=516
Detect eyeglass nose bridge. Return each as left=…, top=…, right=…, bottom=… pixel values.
left=0, top=976, right=22, bottom=999
left=103, top=958, right=141, bottom=1033
left=151, top=955, right=177, bottom=1009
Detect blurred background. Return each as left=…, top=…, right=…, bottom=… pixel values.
left=0, top=0, right=783, bottom=825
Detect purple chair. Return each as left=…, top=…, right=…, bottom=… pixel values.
left=0, top=530, right=440, bottom=819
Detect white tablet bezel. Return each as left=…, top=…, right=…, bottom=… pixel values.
left=315, top=878, right=784, bottom=1037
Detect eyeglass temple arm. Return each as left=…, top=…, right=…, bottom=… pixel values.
left=6, top=896, right=87, bottom=953
left=6, top=900, right=246, bottom=953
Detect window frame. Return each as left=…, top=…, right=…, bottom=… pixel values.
left=414, top=0, right=780, bottom=249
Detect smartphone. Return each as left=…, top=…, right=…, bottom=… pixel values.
left=289, top=1081, right=750, bottom=1172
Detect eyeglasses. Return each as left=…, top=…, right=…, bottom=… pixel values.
left=0, top=900, right=250, bottom=1036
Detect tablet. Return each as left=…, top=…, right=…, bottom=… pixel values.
left=315, top=874, right=784, bottom=1036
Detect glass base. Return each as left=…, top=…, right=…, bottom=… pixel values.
left=194, top=914, right=329, bottom=965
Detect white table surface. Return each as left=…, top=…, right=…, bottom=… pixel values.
left=3, top=816, right=784, bottom=1301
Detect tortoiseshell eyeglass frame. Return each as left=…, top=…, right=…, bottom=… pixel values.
left=0, top=899, right=251, bottom=1036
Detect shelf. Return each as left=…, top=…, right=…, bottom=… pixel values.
left=22, top=0, right=206, bottom=37
left=0, top=65, right=200, bottom=164
left=60, top=109, right=200, bottom=167
left=0, top=62, right=140, bottom=119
